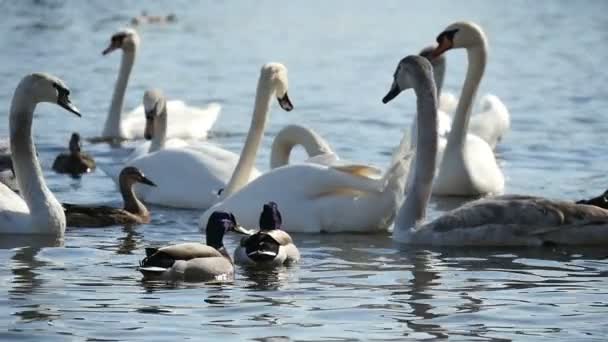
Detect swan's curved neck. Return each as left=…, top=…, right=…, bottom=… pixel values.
left=120, top=179, right=148, bottom=217
left=149, top=102, right=168, bottom=153
left=103, top=49, right=136, bottom=138
left=270, top=125, right=333, bottom=168
left=433, top=59, right=446, bottom=95
left=394, top=76, right=438, bottom=235
left=446, top=44, right=486, bottom=149
left=221, top=78, right=274, bottom=198
left=10, top=83, right=65, bottom=233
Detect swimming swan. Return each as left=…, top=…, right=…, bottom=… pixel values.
left=200, top=118, right=413, bottom=233
left=98, top=28, right=220, bottom=141
left=384, top=55, right=608, bottom=246
left=139, top=211, right=250, bottom=281
left=124, top=63, right=293, bottom=209
left=419, top=45, right=510, bottom=149
left=124, top=89, right=191, bottom=161
left=52, top=132, right=96, bottom=175
left=234, top=202, right=300, bottom=266
left=428, top=22, right=505, bottom=196
left=0, top=73, right=80, bottom=236
left=63, top=167, right=156, bottom=227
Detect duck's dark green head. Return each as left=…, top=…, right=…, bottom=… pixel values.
left=259, top=202, right=282, bottom=231
left=205, top=211, right=239, bottom=248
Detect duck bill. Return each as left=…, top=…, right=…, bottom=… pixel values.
left=277, top=92, right=293, bottom=111
left=382, top=83, right=401, bottom=104
left=140, top=176, right=157, bottom=187
left=430, top=38, right=452, bottom=59
left=58, top=97, right=81, bottom=117
left=233, top=225, right=255, bottom=235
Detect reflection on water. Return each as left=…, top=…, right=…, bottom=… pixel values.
left=0, top=0, right=607, bottom=340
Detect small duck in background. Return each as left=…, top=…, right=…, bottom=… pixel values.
left=131, top=11, right=177, bottom=26
left=139, top=211, right=252, bottom=282
left=234, top=202, right=300, bottom=267
left=52, top=133, right=96, bottom=176
left=577, top=190, right=608, bottom=210
left=63, top=167, right=155, bottom=227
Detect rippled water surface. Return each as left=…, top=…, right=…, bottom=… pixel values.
left=0, top=0, right=607, bottom=340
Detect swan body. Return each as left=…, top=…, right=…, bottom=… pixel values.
left=139, top=212, right=245, bottom=281
left=99, top=28, right=220, bottom=141
left=52, top=133, right=96, bottom=175
left=122, top=63, right=293, bottom=209
left=0, top=73, right=80, bottom=236
left=234, top=202, right=300, bottom=266
left=429, top=22, right=504, bottom=196
left=64, top=167, right=155, bottom=227
left=385, top=53, right=608, bottom=246
left=200, top=150, right=411, bottom=233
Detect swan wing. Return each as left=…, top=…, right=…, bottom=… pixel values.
left=469, top=94, right=510, bottom=149
left=330, top=164, right=382, bottom=178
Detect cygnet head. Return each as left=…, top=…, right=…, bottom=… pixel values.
left=119, top=166, right=156, bottom=187
left=102, top=28, right=140, bottom=55
left=382, top=56, right=434, bottom=104
left=419, top=45, right=445, bottom=68
left=68, top=132, right=82, bottom=153
left=142, top=89, right=166, bottom=140
left=431, top=21, right=486, bottom=58
left=260, top=63, right=293, bottom=111
left=20, top=73, right=81, bottom=116
left=259, top=202, right=282, bottom=231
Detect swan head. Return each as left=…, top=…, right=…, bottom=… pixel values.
left=142, top=89, right=166, bottom=140
left=431, top=21, right=486, bottom=58
left=102, top=28, right=140, bottom=55
left=261, top=63, right=293, bottom=111
left=23, top=73, right=81, bottom=116
left=119, top=166, right=156, bottom=187
left=259, top=202, right=282, bottom=231
left=68, top=133, right=82, bottom=153
left=382, top=56, right=434, bottom=103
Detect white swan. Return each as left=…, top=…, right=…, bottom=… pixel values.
left=385, top=55, right=608, bottom=246
left=428, top=22, right=505, bottom=196
left=200, top=115, right=413, bottom=233
left=419, top=45, right=510, bottom=149
left=0, top=73, right=81, bottom=236
left=125, top=89, right=191, bottom=161
left=270, top=124, right=339, bottom=168
left=98, top=28, right=220, bottom=141
left=123, top=63, right=293, bottom=209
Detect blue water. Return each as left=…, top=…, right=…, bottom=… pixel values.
left=0, top=0, right=607, bottom=340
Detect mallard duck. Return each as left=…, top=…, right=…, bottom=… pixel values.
left=577, top=190, right=608, bottom=210
left=63, top=166, right=155, bottom=227
left=234, top=202, right=300, bottom=267
left=139, top=211, right=251, bottom=282
left=52, top=132, right=96, bottom=175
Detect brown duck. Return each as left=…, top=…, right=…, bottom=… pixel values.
left=63, top=167, right=155, bottom=227
left=52, top=132, right=96, bottom=175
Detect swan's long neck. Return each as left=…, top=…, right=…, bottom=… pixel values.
left=394, top=76, right=438, bottom=236
left=270, top=125, right=333, bottom=168
left=221, top=78, right=274, bottom=198
left=445, top=44, right=486, bottom=149
left=103, top=49, right=136, bottom=138
left=10, top=83, right=65, bottom=234
left=149, top=102, right=168, bottom=153
left=433, top=59, right=446, bottom=96
left=120, top=179, right=148, bottom=217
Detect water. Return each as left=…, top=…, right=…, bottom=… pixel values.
left=0, top=0, right=607, bottom=340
